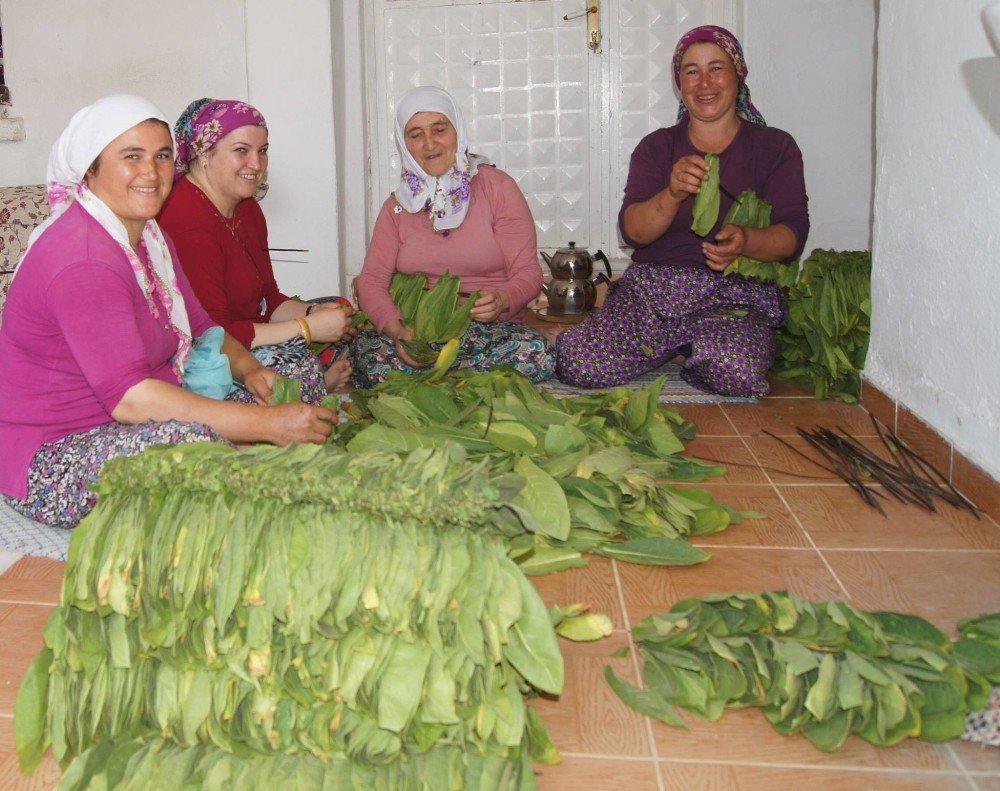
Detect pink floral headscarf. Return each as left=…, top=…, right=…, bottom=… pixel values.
left=672, top=25, right=766, bottom=126
left=173, top=98, right=267, bottom=180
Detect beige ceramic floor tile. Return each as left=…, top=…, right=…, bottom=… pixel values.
left=534, top=755, right=660, bottom=790
left=0, top=604, right=54, bottom=716
left=659, top=761, right=973, bottom=790
left=949, top=740, right=1000, bottom=774
left=823, top=550, right=1000, bottom=635
left=763, top=377, right=815, bottom=398
left=682, top=437, right=769, bottom=484
left=0, top=716, right=62, bottom=790
left=651, top=705, right=960, bottom=771
left=529, top=633, right=651, bottom=758
left=528, top=557, right=626, bottom=630
left=681, top=483, right=812, bottom=548
left=618, top=547, right=846, bottom=625
left=673, top=404, right=736, bottom=436
left=781, top=485, right=1000, bottom=550
left=0, top=559, right=64, bottom=606
left=724, top=399, right=879, bottom=439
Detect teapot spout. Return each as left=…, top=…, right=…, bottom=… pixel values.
left=539, top=251, right=553, bottom=266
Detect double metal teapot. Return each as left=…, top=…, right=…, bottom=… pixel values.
left=540, top=242, right=612, bottom=315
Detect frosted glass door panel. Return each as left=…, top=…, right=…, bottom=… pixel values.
left=370, top=0, right=598, bottom=250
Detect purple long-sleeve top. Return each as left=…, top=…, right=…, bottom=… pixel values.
left=618, top=119, right=810, bottom=267
left=0, top=202, right=213, bottom=499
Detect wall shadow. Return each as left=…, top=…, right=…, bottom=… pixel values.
left=961, top=57, right=1000, bottom=138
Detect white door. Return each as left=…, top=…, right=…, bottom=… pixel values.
left=365, top=0, right=740, bottom=266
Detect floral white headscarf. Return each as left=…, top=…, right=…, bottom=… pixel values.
left=14, top=94, right=193, bottom=375
left=393, top=85, right=489, bottom=234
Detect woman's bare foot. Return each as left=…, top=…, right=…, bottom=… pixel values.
left=324, top=358, right=353, bottom=393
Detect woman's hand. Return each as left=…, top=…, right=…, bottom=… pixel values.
left=702, top=223, right=747, bottom=272
left=242, top=365, right=277, bottom=405
left=469, top=289, right=509, bottom=323
left=264, top=402, right=336, bottom=445
left=622, top=154, right=711, bottom=245
left=307, top=303, right=356, bottom=344
left=667, top=154, right=712, bottom=202
left=384, top=321, right=430, bottom=368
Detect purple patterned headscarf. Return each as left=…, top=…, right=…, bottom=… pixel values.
left=672, top=25, right=766, bottom=126
left=173, top=98, right=267, bottom=180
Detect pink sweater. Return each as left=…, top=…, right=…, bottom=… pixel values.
left=0, top=203, right=213, bottom=499
left=356, top=165, right=543, bottom=333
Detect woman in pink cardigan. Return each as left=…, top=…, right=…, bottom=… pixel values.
left=353, top=86, right=554, bottom=388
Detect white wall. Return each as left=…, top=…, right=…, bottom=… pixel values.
left=0, top=0, right=248, bottom=184
left=868, top=0, right=1000, bottom=478
left=744, top=0, right=876, bottom=254
left=0, top=0, right=342, bottom=298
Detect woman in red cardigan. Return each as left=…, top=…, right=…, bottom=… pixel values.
left=159, top=98, right=355, bottom=398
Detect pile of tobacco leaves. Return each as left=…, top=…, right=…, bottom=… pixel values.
left=606, top=591, right=1000, bottom=751
left=339, top=368, right=755, bottom=573
left=773, top=248, right=873, bottom=402
left=16, top=443, right=564, bottom=789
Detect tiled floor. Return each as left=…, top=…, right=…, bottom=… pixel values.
left=1, top=383, right=998, bottom=789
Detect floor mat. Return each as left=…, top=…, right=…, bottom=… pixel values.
left=538, top=362, right=757, bottom=404
left=0, top=499, right=71, bottom=560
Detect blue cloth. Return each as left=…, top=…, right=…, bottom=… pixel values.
left=181, top=326, right=234, bottom=399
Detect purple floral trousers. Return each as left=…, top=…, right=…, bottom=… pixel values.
left=2, top=420, right=228, bottom=528
left=555, top=264, right=786, bottom=397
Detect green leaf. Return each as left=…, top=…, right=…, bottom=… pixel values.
left=604, top=666, right=686, bottom=726
left=512, top=455, right=571, bottom=540
left=518, top=546, right=589, bottom=576
left=502, top=558, right=564, bottom=694
left=556, top=613, right=614, bottom=642
left=595, top=537, right=710, bottom=566
left=14, top=648, right=52, bottom=774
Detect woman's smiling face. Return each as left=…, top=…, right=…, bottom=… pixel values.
left=403, top=112, right=458, bottom=177
left=679, top=42, right=738, bottom=123
left=203, top=125, right=270, bottom=205
left=86, top=119, right=174, bottom=244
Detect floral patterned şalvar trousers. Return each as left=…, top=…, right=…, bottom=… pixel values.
left=555, top=263, right=786, bottom=398
left=351, top=321, right=555, bottom=390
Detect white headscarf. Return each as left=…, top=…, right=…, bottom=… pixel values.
left=14, top=94, right=193, bottom=375
left=393, top=86, right=489, bottom=234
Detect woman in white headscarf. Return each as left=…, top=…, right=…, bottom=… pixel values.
left=0, top=95, right=336, bottom=528
left=353, top=85, right=555, bottom=388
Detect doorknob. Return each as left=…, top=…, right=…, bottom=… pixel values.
left=562, top=1, right=602, bottom=54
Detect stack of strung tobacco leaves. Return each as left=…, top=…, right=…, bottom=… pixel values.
left=606, top=591, right=1000, bottom=751
left=16, top=443, right=562, bottom=789
left=773, top=248, right=873, bottom=402
left=341, top=368, right=751, bottom=574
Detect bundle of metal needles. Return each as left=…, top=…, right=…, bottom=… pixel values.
left=764, top=415, right=980, bottom=518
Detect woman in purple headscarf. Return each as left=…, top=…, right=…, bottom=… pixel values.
left=556, top=25, right=809, bottom=397
left=159, top=98, right=356, bottom=397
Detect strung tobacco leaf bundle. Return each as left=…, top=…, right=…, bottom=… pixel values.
left=773, top=249, right=872, bottom=402
left=719, top=190, right=798, bottom=289
left=391, top=272, right=480, bottom=367
left=15, top=443, right=562, bottom=788
left=54, top=736, right=540, bottom=790
left=342, top=368, right=754, bottom=574
left=606, top=591, right=1000, bottom=752
left=690, top=152, right=720, bottom=236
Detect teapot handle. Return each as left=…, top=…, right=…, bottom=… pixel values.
left=594, top=249, right=612, bottom=280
